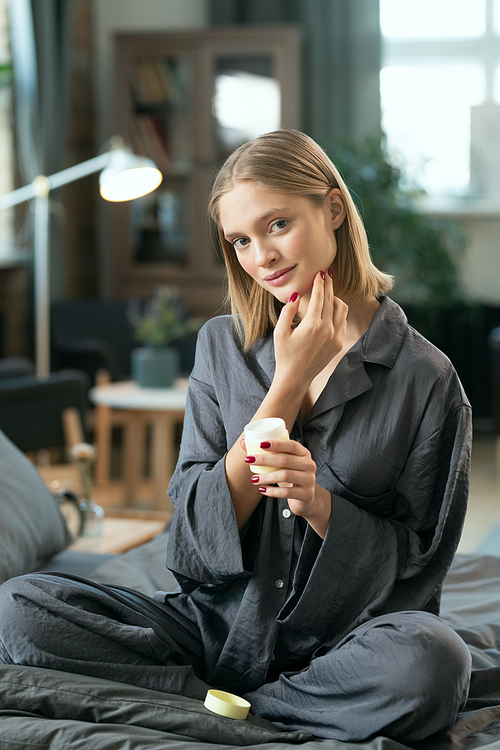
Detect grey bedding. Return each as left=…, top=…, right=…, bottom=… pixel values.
left=1, top=535, right=500, bottom=749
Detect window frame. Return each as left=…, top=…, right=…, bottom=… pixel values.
left=380, top=0, right=500, bottom=198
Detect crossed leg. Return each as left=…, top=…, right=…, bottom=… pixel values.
left=245, top=610, right=472, bottom=742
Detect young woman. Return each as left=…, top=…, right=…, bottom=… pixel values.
left=0, top=130, right=472, bottom=743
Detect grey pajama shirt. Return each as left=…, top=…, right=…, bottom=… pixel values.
left=0, top=297, right=473, bottom=741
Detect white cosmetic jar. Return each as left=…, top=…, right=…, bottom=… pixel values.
left=244, top=417, right=289, bottom=474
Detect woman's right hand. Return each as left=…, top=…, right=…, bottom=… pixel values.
left=225, top=270, right=347, bottom=531
left=273, top=269, right=348, bottom=390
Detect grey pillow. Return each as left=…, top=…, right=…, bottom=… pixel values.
left=0, top=429, right=72, bottom=584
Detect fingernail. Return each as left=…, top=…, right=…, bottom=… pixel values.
left=288, top=292, right=298, bottom=303
left=251, top=475, right=260, bottom=484
left=320, top=271, right=325, bottom=280
left=245, top=456, right=256, bottom=463
left=328, top=268, right=333, bottom=278
left=258, top=487, right=267, bottom=493
left=260, top=441, right=271, bottom=449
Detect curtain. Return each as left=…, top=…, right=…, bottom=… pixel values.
left=8, top=0, right=73, bottom=181
left=210, top=0, right=381, bottom=146
left=8, top=0, right=74, bottom=348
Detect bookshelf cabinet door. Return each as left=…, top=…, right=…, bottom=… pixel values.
left=129, top=175, right=191, bottom=266
left=212, top=53, right=281, bottom=163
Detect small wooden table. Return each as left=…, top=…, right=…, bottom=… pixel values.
left=89, top=380, right=187, bottom=511
left=68, top=512, right=170, bottom=554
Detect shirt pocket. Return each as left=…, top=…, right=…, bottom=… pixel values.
left=316, top=462, right=394, bottom=518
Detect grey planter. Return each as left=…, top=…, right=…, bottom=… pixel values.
left=131, top=347, right=180, bottom=388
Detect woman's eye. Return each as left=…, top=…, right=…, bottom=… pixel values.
left=233, top=237, right=249, bottom=250
left=271, top=219, right=288, bottom=232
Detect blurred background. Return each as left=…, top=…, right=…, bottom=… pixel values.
left=0, top=0, right=498, bottom=548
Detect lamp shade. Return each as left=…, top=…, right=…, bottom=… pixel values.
left=99, top=148, right=162, bottom=202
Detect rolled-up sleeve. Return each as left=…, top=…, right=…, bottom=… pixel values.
left=166, top=324, right=255, bottom=591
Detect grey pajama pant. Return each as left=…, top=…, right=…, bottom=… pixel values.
left=0, top=572, right=471, bottom=742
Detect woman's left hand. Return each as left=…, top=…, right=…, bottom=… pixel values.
left=244, top=439, right=332, bottom=537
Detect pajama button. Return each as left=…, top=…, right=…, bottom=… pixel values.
left=275, top=579, right=284, bottom=588
left=282, top=508, right=291, bottom=518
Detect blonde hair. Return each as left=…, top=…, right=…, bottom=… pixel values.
left=209, top=129, right=393, bottom=350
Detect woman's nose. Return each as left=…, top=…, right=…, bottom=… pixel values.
left=254, top=240, right=277, bottom=267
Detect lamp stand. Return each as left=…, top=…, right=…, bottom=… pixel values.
left=34, top=193, right=50, bottom=376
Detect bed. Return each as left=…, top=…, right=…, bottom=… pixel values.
left=1, top=430, right=500, bottom=749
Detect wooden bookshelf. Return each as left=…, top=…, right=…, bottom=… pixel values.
left=108, top=25, right=301, bottom=320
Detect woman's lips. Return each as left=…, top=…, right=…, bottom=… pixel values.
left=263, top=266, right=296, bottom=286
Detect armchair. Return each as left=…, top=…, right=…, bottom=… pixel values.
left=51, top=299, right=135, bottom=383
left=0, top=356, right=34, bottom=380
left=0, top=369, right=89, bottom=453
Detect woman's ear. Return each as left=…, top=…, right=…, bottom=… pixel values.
left=327, top=188, right=346, bottom=229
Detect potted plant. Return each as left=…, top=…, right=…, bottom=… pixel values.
left=320, top=134, right=466, bottom=336
left=128, top=286, right=200, bottom=388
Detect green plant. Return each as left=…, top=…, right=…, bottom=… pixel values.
left=128, top=286, right=200, bottom=348
left=0, top=63, right=12, bottom=87
left=321, top=135, right=466, bottom=307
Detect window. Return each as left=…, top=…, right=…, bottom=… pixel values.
left=380, top=0, right=500, bottom=198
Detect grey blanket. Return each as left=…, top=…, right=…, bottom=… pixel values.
left=1, top=539, right=500, bottom=749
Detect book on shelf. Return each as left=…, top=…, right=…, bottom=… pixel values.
left=157, top=59, right=182, bottom=104
left=130, top=58, right=183, bottom=106
left=131, top=113, right=171, bottom=173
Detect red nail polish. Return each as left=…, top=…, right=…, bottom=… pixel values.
left=260, top=441, right=271, bottom=449
left=328, top=268, right=333, bottom=278
left=245, top=456, right=256, bottom=463
left=288, top=292, right=298, bottom=303
left=251, top=475, right=260, bottom=484
left=258, top=487, right=267, bottom=493
left=320, top=271, right=325, bottom=280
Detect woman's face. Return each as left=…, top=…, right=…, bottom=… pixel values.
left=218, top=181, right=346, bottom=311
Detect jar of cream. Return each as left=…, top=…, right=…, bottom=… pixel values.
left=244, top=417, right=289, bottom=473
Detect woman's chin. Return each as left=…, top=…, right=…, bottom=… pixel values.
left=267, top=280, right=313, bottom=305
left=265, top=287, right=293, bottom=305
left=277, top=291, right=292, bottom=304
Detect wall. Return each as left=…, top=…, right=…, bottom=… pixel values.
left=460, top=217, right=500, bottom=305
left=419, top=200, right=500, bottom=305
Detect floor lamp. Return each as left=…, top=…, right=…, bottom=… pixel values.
left=0, top=138, right=162, bottom=376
